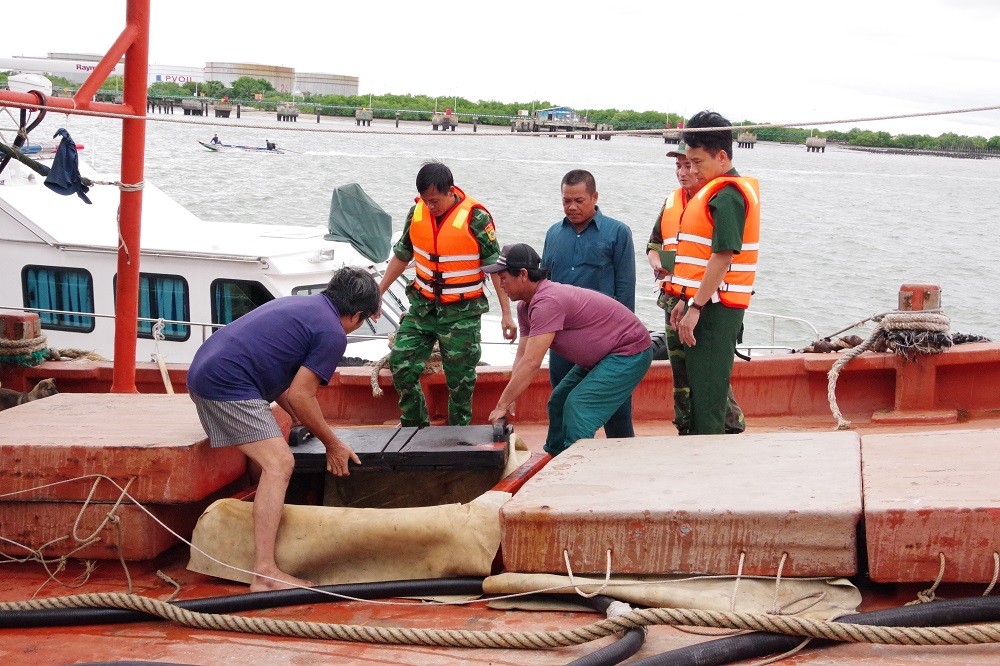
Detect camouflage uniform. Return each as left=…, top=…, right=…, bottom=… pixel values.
left=389, top=204, right=500, bottom=427
left=658, top=292, right=745, bottom=435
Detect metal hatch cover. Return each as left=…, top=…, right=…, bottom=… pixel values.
left=292, top=425, right=507, bottom=472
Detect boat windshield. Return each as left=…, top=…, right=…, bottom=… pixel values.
left=292, top=275, right=408, bottom=340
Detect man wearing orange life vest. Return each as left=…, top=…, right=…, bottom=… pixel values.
left=667, top=111, right=760, bottom=435
left=646, top=141, right=744, bottom=435
left=378, top=162, right=517, bottom=427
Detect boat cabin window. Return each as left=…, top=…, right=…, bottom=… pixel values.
left=113, top=272, right=191, bottom=341
left=293, top=282, right=400, bottom=337
left=211, top=279, right=274, bottom=329
left=22, top=265, right=96, bottom=332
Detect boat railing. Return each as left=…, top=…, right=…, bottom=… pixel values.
left=740, top=309, right=821, bottom=354
left=0, top=304, right=515, bottom=349
left=3, top=304, right=822, bottom=354
left=0, top=304, right=219, bottom=345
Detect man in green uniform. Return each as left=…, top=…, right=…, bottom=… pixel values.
left=669, top=111, right=760, bottom=435
left=646, top=142, right=745, bottom=435
left=378, top=162, right=516, bottom=427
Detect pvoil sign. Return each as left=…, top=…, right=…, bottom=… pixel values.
left=154, top=74, right=194, bottom=83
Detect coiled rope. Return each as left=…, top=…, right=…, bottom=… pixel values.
left=3, top=592, right=1000, bottom=648
left=0, top=333, right=50, bottom=367
left=827, top=310, right=951, bottom=429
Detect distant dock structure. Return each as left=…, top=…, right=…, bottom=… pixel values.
left=511, top=106, right=611, bottom=140
left=355, top=107, right=373, bottom=126
left=737, top=131, right=757, bottom=149
left=431, top=109, right=458, bottom=131
left=276, top=103, right=299, bottom=122
left=663, top=122, right=682, bottom=144
left=806, top=136, right=827, bottom=153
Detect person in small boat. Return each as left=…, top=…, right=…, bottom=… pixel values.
left=210, top=133, right=221, bottom=145
left=265, top=140, right=277, bottom=150
left=540, top=169, right=637, bottom=439
left=486, top=243, right=653, bottom=456
left=187, top=267, right=380, bottom=592
left=378, top=161, right=517, bottom=428
left=666, top=110, right=760, bottom=435
left=647, top=141, right=745, bottom=435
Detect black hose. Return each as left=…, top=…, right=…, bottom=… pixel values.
left=556, top=594, right=646, bottom=666
left=628, top=594, right=1000, bottom=666
left=0, top=91, right=47, bottom=176
left=0, top=576, right=486, bottom=628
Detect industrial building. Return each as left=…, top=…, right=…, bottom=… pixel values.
left=1, top=53, right=358, bottom=96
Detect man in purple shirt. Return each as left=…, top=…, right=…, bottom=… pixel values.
left=485, top=244, right=653, bottom=456
left=188, top=267, right=380, bottom=592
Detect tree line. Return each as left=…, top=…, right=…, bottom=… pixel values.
left=3, top=71, right=998, bottom=152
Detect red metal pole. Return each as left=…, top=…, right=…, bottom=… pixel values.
left=0, top=1, right=152, bottom=393
left=110, top=0, right=151, bottom=393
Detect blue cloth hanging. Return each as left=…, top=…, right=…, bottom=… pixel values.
left=44, top=128, right=91, bottom=204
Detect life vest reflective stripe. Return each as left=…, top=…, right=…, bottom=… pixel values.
left=667, top=176, right=760, bottom=308
left=658, top=188, right=687, bottom=251
left=408, top=186, right=487, bottom=303
left=656, top=188, right=688, bottom=294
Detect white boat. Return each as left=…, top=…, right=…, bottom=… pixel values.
left=197, top=140, right=286, bottom=154
left=0, top=138, right=516, bottom=365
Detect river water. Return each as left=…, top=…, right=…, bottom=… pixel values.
left=62, top=112, right=1000, bottom=348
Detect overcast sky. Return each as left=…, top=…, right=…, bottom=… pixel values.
left=6, top=0, right=1000, bottom=137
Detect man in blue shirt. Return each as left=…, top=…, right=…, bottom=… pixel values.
left=540, top=169, right=637, bottom=438
left=188, top=267, right=380, bottom=592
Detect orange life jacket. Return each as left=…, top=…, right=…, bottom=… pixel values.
left=667, top=176, right=760, bottom=308
left=657, top=187, right=688, bottom=293
left=409, top=187, right=487, bottom=303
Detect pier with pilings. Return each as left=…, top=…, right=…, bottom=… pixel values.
left=737, top=131, right=757, bottom=149
left=806, top=136, right=827, bottom=153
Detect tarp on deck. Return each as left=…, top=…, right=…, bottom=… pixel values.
left=325, top=182, right=392, bottom=263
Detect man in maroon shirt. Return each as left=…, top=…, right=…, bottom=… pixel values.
left=485, top=243, right=653, bottom=455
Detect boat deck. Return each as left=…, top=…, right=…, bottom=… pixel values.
left=2, top=345, right=1000, bottom=664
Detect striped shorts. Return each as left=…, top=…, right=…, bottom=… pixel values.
left=189, top=393, right=283, bottom=447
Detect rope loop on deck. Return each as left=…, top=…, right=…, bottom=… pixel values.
left=987, top=553, right=1000, bottom=597
left=827, top=310, right=950, bottom=429
left=562, top=549, right=613, bottom=599
left=907, top=553, right=947, bottom=605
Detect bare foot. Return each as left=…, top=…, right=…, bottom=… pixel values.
left=249, top=568, right=314, bottom=592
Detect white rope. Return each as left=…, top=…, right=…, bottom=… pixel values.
left=908, top=553, right=947, bottom=605
left=731, top=551, right=746, bottom=611
left=985, top=552, right=999, bottom=597
left=771, top=552, right=789, bottom=614
left=86, top=179, right=145, bottom=191
left=827, top=310, right=950, bottom=429
left=562, top=549, right=613, bottom=598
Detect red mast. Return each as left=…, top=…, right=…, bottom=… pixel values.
left=0, top=0, right=150, bottom=392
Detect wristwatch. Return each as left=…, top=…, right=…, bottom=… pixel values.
left=688, top=298, right=704, bottom=312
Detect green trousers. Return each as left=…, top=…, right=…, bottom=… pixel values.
left=544, top=347, right=654, bottom=456
left=389, top=310, right=481, bottom=428
left=660, top=294, right=745, bottom=435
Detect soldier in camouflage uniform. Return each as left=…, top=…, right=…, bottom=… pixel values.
left=648, top=143, right=745, bottom=435
left=657, top=292, right=744, bottom=434
left=378, top=162, right=516, bottom=427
